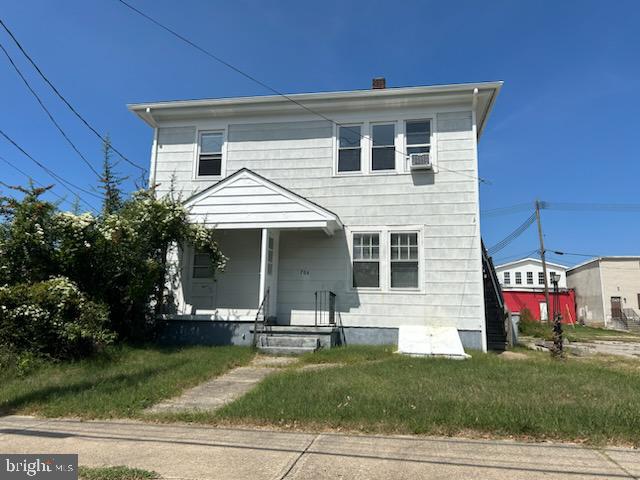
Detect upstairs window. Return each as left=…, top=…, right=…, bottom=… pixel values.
left=193, top=249, right=213, bottom=278
left=503, top=272, right=511, bottom=284
left=515, top=272, right=522, bottom=285
left=390, top=232, right=419, bottom=288
left=338, top=125, right=362, bottom=172
left=198, top=132, right=223, bottom=177
left=371, top=124, right=396, bottom=171
left=352, top=233, right=379, bottom=288
left=526, top=272, right=533, bottom=284
left=538, top=272, right=545, bottom=285
left=405, top=120, right=431, bottom=168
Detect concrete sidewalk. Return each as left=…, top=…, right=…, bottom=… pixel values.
left=0, top=416, right=638, bottom=479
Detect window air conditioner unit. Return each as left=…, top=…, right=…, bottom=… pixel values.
left=409, top=153, right=432, bottom=170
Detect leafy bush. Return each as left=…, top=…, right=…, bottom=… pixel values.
left=0, top=183, right=225, bottom=343
left=0, top=277, right=115, bottom=361
left=518, top=307, right=552, bottom=339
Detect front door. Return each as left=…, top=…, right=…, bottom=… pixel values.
left=611, top=296, right=623, bottom=320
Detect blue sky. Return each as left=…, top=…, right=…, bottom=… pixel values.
left=1, top=0, right=639, bottom=266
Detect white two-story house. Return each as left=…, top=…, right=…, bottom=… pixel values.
left=129, top=79, right=502, bottom=352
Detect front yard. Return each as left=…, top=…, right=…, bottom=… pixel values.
left=211, top=346, right=640, bottom=446
left=0, top=345, right=253, bottom=418
left=519, top=320, right=640, bottom=343
left=2, top=343, right=639, bottom=446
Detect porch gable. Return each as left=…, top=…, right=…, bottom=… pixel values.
left=184, top=168, right=342, bottom=234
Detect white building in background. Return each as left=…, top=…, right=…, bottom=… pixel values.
left=129, top=79, right=503, bottom=351
left=495, top=257, right=568, bottom=291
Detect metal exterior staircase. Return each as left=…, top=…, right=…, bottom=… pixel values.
left=482, top=241, right=509, bottom=351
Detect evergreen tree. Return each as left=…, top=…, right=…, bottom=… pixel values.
left=98, top=135, right=125, bottom=215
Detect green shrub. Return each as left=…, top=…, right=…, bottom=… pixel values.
left=0, top=277, right=115, bottom=361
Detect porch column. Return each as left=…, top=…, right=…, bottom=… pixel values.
left=258, top=228, right=269, bottom=309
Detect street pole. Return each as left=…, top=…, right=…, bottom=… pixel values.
left=535, top=200, right=551, bottom=322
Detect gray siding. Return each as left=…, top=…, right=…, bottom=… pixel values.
left=154, top=109, right=484, bottom=334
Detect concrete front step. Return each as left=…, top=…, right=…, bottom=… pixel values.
left=260, top=334, right=319, bottom=349
left=257, top=345, right=317, bottom=356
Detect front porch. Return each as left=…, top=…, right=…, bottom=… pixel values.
left=164, top=169, right=345, bottom=351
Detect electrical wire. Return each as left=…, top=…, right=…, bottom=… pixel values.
left=542, top=202, right=640, bottom=212
left=0, top=40, right=101, bottom=178
left=0, top=17, right=146, bottom=173
left=0, top=129, right=99, bottom=212
left=487, top=212, right=536, bottom=256
left=115, top=0, right=490, bottom=185
left=481, top=202, right=532, bottom=217
left=0, top=154, right=74, bottom=207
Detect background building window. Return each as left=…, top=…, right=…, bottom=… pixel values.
left=371, top=124, right=395, bottom=171
left=515, top=272, right=522, bottom=285
left=503, top=272, right=510, bottom=284
left=526, top=272, right=533, bottom=284
left=390, top=232, right=419, bottom=288
left=267, top=237, right=274, bottom=275
left=198, top=132, right=223, bottom=176
left=338, top=126, right=361, bottom=172
left=192, top=250, right=213, bottom=278
left=353, top=233, right=379, bottom=287
left=538, top=272, right=545, bottom=285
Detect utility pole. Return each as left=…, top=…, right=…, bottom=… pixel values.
left=535, top=200, right=551, bottom=322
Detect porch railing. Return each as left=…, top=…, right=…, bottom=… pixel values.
left=315, top=290, right=336, bottom=326
left=252, top=288, right=269, bottom=348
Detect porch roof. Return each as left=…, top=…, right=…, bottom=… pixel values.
left=184, top=168, right=343, bottom=234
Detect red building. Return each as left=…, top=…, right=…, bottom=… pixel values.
left=496, top=257, right=577, bottom=323
left=503, top=290, right=576, bottom=323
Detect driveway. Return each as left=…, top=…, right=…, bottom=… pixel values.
left=0, top=416, right=638, bottom=479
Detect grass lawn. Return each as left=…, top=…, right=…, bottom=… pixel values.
left=519, top=320, right=640, bottom=343
left=205, top=346, right=640, bottom=446
left=0, top=345, right=253, bottom=418
left=79, top=466, right=158, bottom=480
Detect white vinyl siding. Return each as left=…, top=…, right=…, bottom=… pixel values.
left=153, top=109, right=484, bottom=334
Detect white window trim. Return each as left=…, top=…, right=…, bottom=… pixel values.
left=334, top=123, right=365, bottom=176
left=332, top=115, right=438, bottom=176
left=349, top=230, right=382, bottom=291
left=194, top=129, right=228, bottom=181
left=369, top=120, right=399, bottom=174
left=388, top=229, right=422, bottom=291
left=347, top=225, right=425, bottom=294
left=403, top=118, right=435, bottom=174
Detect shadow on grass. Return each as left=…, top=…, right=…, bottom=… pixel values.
left=0, top=363, right=181, bottom=416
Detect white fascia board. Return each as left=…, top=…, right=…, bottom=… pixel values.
left=128, top=81, right=503, bottom=137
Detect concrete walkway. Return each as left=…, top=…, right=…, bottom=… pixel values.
left=1, top=416, right=638, bottom=479
left=146, top=356, right=296, bottom=414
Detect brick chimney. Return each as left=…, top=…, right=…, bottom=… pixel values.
left=372, top=77, right=386, bottom=89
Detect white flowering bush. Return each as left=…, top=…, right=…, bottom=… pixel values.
left=0, top=183, right=225, bottom=344
left=0, top=277, right=114, bottom=361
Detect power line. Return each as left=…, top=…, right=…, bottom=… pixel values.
left=0, top=154, right=73, bottom=207
left=547, top=249, right=599, bottom=258
left=481, top=202, right=532, bottom=217
left=542, top=202, right=640, bottom=212
left=115, top=0, right=490, bottom=185
left=487, top=211, right=536, bottom=256
left=0, top=40, right=101, bottom=178
left=0, top=129, right=99, bottom=212
left=0, top=17, right=146, bottom=173
left=492, top=249, right=540, bottom=264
